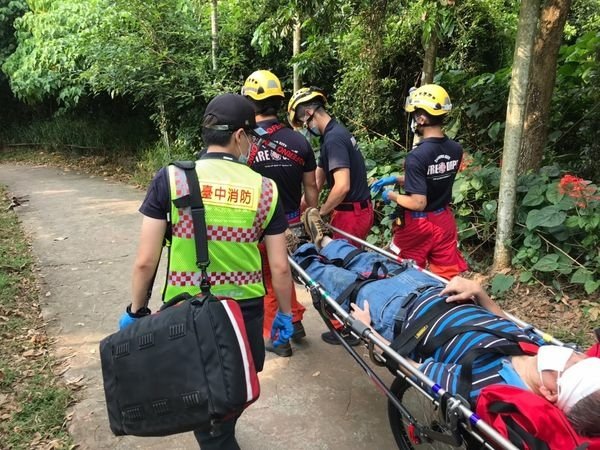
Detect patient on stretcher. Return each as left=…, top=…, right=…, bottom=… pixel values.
left=289, top=210, right=600, bottom=437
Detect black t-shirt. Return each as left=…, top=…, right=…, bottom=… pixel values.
left=139, top=153, right=288, bottom=236
left=249, top=119, right=316, bottom=214
left=403, top=136, right=463, bottom=211
left=319, top=119, right=370, bottom=202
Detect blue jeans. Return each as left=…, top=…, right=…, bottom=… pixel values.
left=292, top=240, right=443, bottom=341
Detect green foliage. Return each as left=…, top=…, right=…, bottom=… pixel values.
left=3, top=0, right=103, bottom=107
left=438, top=67, right=511, bottom=156
left=548, top=31, right=600, bottom=179
left=452, top=152, right=501, bottom=243
left=0, top=0, right=28, bottom=71
left=490, top=274, right=515, bottom=297
left=566, top=0, right=600, bottom=39
left=0, top=108, right=154, bottom=152
left=2, top=0, right=267, bottom=143
left=453, top=155, right=600, bottom=294
left=439, top=0, right=518, bottom=73
left=439, top=29, right=600, bottom=177
left=133, top=141, right=196, bottom=186
left=333, top=0, right=421, bottom=136
left=360, top=136, right=406, bottom=246
left=0, top=0, right=598, bottom=300
left=83, top=0, right=215, bottom=137
left=251, top=0, right=342, bottom=87
left=512, top=168, right=600, bottom=294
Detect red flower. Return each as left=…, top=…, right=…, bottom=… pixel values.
left=459, top=153, right=473, bottom=172
left=557, top=174, right=599, bottom=207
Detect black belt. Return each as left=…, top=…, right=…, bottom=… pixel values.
left=334, top=199, right=371, bottom=211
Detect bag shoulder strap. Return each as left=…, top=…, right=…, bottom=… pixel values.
left=170, top=161, right=211, bottom=292
left=247, top=124, right=306, bottom=167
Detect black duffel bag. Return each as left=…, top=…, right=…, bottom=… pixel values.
left=100, top=292, right=260, bottom=436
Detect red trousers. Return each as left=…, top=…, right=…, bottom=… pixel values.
left=391, top=207, right=468, bottom=280
left=328, top=200, right=374, bottom=331
left=259, top=242, right=305, bottom=339
left=330, top=201, right=374, bottom=240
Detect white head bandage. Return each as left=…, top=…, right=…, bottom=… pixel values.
left=557, top=357, right=600, bottom=412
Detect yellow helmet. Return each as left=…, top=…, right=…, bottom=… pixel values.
left=287, top=87, right=327, bottom=128
left=241, top=70, right=284, bottom=101
left=404, top=84, right=452, bottom=116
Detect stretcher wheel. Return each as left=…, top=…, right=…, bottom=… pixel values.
left=388, top=377, right=477, bottom=450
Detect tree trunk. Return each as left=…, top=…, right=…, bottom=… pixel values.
left=210, top=0, right=218, bottom=72
left=293, top=17, right=301, bottom=92
left=493, top=0, right=541, bottom=270
left=518, top=0, right=572, bottom=174
left=158, top=101, right=170, bottom=149
left=421, top=33, right=438, bottom=85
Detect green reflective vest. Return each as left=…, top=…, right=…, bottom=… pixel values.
left=163, top=157, right=279, bottom=302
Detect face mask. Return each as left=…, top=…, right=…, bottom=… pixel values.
left=308, top=125, right=321, bottom=136
left=537, top=345, right=574, bottom=384
left=299, top=128, right=310, bottom=139
left=303, top=111, right=321, bottom=137
left=237, top=131, right=252, bottom=164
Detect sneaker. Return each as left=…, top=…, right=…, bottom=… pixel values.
left=265, top=339, right=293, bottom=357
left=302, top=207, right=331, bottom=250
left=284, top=228, right=301, bottom=254
left=321, top=330, right=361, bottom=346
left=291, top=321, right=306, bottom=341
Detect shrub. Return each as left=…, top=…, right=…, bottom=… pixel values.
left=453, top=157, right=600, bottom=294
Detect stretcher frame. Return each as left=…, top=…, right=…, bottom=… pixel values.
left=287, top=224, right=564, bottom=450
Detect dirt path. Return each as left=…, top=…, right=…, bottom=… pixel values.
left=0, top=164, right=397, bottom=450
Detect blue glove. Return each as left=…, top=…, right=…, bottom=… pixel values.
left=118, top=305, right=151, bottom=330
left=370, top=175, right=398, bottom=195
left=119, top=312, right=137, bottom=330
left=382, top=188, right=394, bottom=205
left=270, top=311, right=294, bottom=347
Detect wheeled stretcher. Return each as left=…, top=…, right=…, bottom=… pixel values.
left=286, top=224, right=565, bottom=450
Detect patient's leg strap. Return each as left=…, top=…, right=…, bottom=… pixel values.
left=342, top=248, right=365, bottom=267
left=391, top=285, right=442, bottom=339
left=334, top=277, right=379, bottom=306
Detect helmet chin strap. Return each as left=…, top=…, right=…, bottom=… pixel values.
left=303, top=105, right=323, bottom=135
left=411, top=117, right=434, bottom=136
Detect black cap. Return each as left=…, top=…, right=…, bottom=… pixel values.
left=203, top=93, right=268, bottom=137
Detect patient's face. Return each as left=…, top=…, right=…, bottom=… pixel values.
left=543, top=352, right=588, bottom=394
left=565, top=352, right=588, bottom=369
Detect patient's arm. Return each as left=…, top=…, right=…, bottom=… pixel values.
left=351, top=301, right=390, bottom=344
left=441, top=277, right=506, bottom=318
